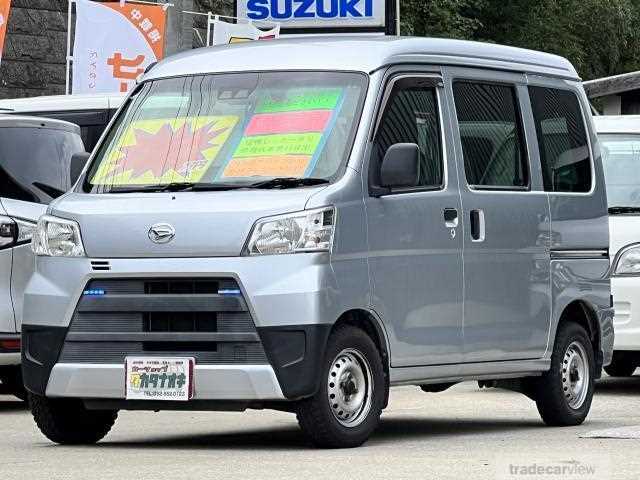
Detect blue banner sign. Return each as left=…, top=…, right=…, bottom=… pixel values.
left=236, top=0, right=386, bottom=29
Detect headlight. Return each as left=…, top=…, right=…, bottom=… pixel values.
left=32, top=215, right=85, bottom=257
left=246, top=207, right=335, bottom=256
left=614, top=244, right=640, bottom=276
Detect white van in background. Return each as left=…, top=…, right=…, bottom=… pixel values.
left=0, top=93, right=125, bottom=151
left=595, top=115, right=640, bottom=377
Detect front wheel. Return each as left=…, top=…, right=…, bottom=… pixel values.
left=29, top=393, right=118, bottom=444
left=296, top=325, right=386, bottom=448
left=535, top=322, right=595, bottom=426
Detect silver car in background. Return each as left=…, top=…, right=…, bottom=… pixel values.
left=22, top=37, right=613, bottom=448
left=0, top=115, right=85, bottom=400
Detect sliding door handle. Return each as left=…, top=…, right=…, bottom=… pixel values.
left=470, top=209, right=485, bottom=242
left=443, top=208, right=458, bottom=228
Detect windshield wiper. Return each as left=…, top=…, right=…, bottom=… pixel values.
left=103, top=178, right=329, bottom=193
left=248, top=177, right=330, bottom=189
left=108, top=182, right=246, bottom=193
left=608, top=206, right=640, bottom=215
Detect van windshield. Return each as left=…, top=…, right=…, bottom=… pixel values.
left=83, top=72, right=366, bottom=193
left=600, top=133, right=640, bottom=211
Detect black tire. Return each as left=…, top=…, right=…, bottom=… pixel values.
left=29, top=393, right=118, bottom=444
left=535, top=322, right=595, bottom=426
left=296, top=325, right=386, bottom=448
left=604, top=354, right=637, bottom=377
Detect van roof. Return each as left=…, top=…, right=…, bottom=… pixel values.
left=145, top=36, right=580, bottom=82
left=0, top=92, right=125, bottom=113
left=0, top=114, right=81, bottom=135
left=593, top=115, right=640, bottom=134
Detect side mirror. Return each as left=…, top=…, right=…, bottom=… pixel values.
left=380, top=143, right=420, bottom=189
left=70, top=152, right=91, bottom=186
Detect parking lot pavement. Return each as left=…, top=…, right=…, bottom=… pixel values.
left=1, top=377, right=640, bottom=480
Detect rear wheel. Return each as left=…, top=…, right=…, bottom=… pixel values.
left=535, top=322, right=595, bottom=426
left=296, top=325, right=385, bottom=448
left=29, top=393, right=117, bottom=444
left=604, top=353, right=637, bottom=377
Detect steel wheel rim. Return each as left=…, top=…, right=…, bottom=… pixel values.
left=562, top=341, right=590, bottom=410
left=327, top=348, right=373, bottom=428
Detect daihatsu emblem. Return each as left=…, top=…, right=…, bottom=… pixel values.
left=148, top=223, right=175, bottom=244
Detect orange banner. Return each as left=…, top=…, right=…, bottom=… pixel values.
left=103, top=1, right=166, bottom=60
left=73, top=0, right=167, bottom=94
left=0, top=0, right=11, bottom=64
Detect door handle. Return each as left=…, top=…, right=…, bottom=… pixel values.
left=470, top=209, right=485, bottom=242
left=443, top=208, right=458, bottom=228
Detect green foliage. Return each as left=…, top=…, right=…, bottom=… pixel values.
left=401, top=0, right=640, bottom=80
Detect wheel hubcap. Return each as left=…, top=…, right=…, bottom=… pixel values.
left=327, top=348, right=373, bottom=427
left=562, top=341, right=590, bottom=410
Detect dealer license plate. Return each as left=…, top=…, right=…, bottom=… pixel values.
left=125, top=357, right=194, bottom=401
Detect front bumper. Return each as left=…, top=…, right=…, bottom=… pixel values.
left=46, top=363, right=284, bottom=400
left=611, top=277, right=640, bottom=351
left=22, top=255, right=349, bottom=401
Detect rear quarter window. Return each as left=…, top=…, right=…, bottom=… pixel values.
left=528, top=87, right=592, bottom=193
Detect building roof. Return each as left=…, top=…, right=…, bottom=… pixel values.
left=583, top=71, right=640, bottom=99
left=145, top=36, right=579, bottom=82
left=593, top=115, right=640, bottom=134
left=0, top=114, right=81, bottom=134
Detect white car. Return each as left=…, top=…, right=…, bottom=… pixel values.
left=0, top=93, right=124, bottom=151
left=0, top=115, right=86, bottom=400
left=595, top=115, right=640, bottom=376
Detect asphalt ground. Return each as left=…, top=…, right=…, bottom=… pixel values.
left=2, top=376, right=639, bottom=480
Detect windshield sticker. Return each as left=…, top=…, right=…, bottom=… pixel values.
left=222, top=155, right=312, bottom=178
left=233, top=133, right=323, bottom=157
left=245, top=110, right=332, bottom=136
left=221, top=89, right=344, bottom=179
left=91, top=116, right=239, bottom=185
left=256, top=88, right=342, bottom=113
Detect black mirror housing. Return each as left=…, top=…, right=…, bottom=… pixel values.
left=380, top=143, right=420, bottom=189
left=70, top=151, right=91, bottom=186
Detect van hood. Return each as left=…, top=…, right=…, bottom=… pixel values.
left=609, top=214, right=640, bottom=257
left=50, top=187, right=325, bottom=258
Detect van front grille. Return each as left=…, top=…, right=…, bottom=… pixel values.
left=59, top=278, right=267, bottom=365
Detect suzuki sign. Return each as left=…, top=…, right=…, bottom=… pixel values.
left=236, top=0, right=390, bottom=32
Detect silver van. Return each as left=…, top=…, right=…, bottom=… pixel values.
left=0, top=115, right=86, bottom=400
left=22, top=37, right=614, bottom=448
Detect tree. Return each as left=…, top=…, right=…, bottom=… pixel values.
left=401, top=0, right=481, bottom=39
left=401, top=0, right=640, bottom=80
